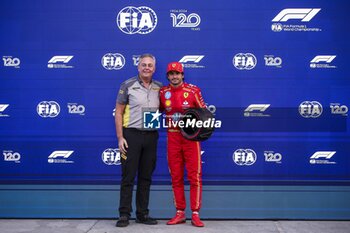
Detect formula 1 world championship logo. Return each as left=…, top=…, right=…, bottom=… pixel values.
left=271, top=8, right=321, bottom=32
left=116, top=6, right=158, bottom=35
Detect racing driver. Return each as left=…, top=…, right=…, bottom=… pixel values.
left=160, top=61, right=206, bottom=227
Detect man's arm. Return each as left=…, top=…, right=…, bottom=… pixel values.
left=194, top=87, right=206, bottom=108
left=115, top=80, right=129, bottom=154
left=115, top=103, right=128, bottom=154
left=159, top=88, right=165, bottom=112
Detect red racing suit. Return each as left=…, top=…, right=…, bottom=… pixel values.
left=160, top=82, right=206, bottom=212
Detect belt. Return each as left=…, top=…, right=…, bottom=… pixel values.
left=124, top=128, right=158, bottom=134
left=168, top=129, right=180, bottom=133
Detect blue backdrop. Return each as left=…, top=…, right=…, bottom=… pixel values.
left=1, top=0, right=349, bottom=187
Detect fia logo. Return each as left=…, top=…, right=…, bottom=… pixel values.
left=271, top=23, right=283, bottom=32
left=117, top=6, right=157, bottom=34
left=37, top=101, right=60, bottom=118
left=233, top=53, right=257, bottom=70
left=101, top=53, right=125, bottom=70
left=233, top=149, right=257, bottom=166
left=102, top=148, right=121, bottom=165
left=299, top=101, right=322, bottom=118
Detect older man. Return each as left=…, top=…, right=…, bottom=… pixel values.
left=115, top=54, right=162, bottom=227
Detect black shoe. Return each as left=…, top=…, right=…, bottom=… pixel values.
left=116, top=215, right=129, bottom=227
left=135, top=215, right=158, bottom=225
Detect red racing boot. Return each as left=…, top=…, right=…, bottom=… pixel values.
left=191, top=212, right=204, bottom=227
left=166, top=210, right=186, bottom=225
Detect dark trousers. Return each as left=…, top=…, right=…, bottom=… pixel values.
left=119, top=128, right=158, bottom=218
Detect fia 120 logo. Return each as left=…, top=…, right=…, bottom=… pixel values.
left=68, top=103, right=85, bottom=115
left=264, top=55, right=282, bottom=68
left=3, top=151, right=21, bottom=163
left=170, top=10, right=201, bottom=30
left=3, top=56, right=20, bottom=68
left=264, top=151, right=282, bottom=163
left=330, top=103, right=348, bottom=116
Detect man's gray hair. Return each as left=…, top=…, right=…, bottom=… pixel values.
left=139, top=53, right=156, bottom=64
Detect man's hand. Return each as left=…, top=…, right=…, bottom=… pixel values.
left=118, top=137, right=128, bottom=155
left=115, top=103, right=127, bottom=154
